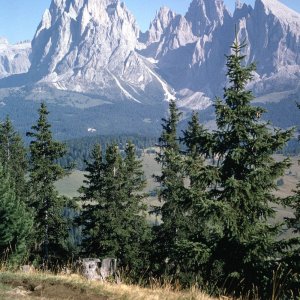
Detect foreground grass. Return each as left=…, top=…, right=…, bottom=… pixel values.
left=0, top=271, right=216, bottom=300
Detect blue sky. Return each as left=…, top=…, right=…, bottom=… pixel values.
left=0, top=0, right=299, bottom=44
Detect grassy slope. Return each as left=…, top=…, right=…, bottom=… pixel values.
left=55, top=153, right=298, bottom=223
left=0, top=271, right=215, bottom=300
left=55, top=153, right=298, bottom=241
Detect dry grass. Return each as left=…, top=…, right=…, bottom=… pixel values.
left=100, top=282, right=217, bottom=300
left=0, top=270, right=217, bottom=300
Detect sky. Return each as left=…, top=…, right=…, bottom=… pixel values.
left=0, top=0, right=299, bottom=44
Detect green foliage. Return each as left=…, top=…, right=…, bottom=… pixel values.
left=280, top=105, right=300, bottom=297
left=177, top=112, right=222, bottom=286
left=151, top=40, right=297, bottom=297
left=0, top=165, right=33, bottom=265
left=0, top=36, right=298, bottom=298
left=210, top=40, right=294, bottom=296
left=0, top=116, right=27, bottom=198
left=26, top=103, right=71, bottom=266
left=79, top=142, right=151, bottom=277
left=152, top=100, right=191, bottom=276
left=59, top=135, right=157, bottom=170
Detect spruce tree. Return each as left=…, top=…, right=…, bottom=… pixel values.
left=26, top=103, right=69, bottom=266
left=286, top=181, right=300, bottom=234
left=182, top=112, right=213, bottom=190
left=284, top=185, right=300, bottom=297
left=79, top=142, right=150, bottom=276
left=0, top=116, right=27, bottom=198
left=286, top=103, right=300, bottom=234
left=211, top=40, right=293, bottom=296
left=120, top=141, right=151, bottom=273
left=283, top=107, right=300, bottom=296
left=0, top=165, right=33, bottom=265
left=177, top=112, right=221, bottom=285
left=153, top=100, right=189, bottom=276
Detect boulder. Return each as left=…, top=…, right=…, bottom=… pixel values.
left=78, top=258, right=119, bottom=282
left=99, top=258, right=118, bottom=281
left=80, top=258, right=101, bottom=281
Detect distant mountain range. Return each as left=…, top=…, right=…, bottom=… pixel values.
left=0, top=0, right=300, bottom=139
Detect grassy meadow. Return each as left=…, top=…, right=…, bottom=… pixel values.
left=55, top=152, right=298, bottom=224
left=0, top=270, right=216, bottom=300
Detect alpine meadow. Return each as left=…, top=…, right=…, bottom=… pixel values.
left=0, top=0, right=300, bottom=299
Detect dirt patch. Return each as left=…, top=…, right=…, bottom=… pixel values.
left=0, top=276, right=108, bottom=300
left=30, top=283, right=107, bottom=300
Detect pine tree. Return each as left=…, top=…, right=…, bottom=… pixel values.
left=120, top=141, right=151, bottom=273
left=211, top=40, right=293, bottom=296
left=182, top=112, right=213, bottom=190
left=286, top=184, right=300, bottom=234
left=79, top=142, right=151, bottom=276
left=0, top=116, right=27, bottom=198
left=286, top=103, right=300, bottom=234
left=283, top=184, right=300, bottom=297
left=282, top=104, right=300, bottom=296
left=0, top=164, right=33, bottom=265
left=26, top=103, right=69, bottom=266
left=153, top=100, right=189, bottom=276
left=176, top=112, right=221, bottom=285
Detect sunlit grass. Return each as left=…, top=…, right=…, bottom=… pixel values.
left=0, top=270, right=217, bottom=300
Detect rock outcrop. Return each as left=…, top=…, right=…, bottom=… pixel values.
left=27, top=0, right=174, bottom=103
left=0, top=38, right=31, bottom=79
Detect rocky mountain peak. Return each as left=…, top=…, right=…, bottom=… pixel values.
left=141, top=6, right=177, bottom=46
left=233, top=2, right=252, bottom=19
left=156, top=6, right=176, bottom=27
left=30, top=0, right=139, bottom=76
left=24, top=0, right=174, bottom=103
left=254, top=0, right=300, bottom=33
left=185, top=0, right=231, bottom=36
left=1, top=0, right=300, bottom=115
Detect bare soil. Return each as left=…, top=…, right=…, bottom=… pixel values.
left=0, top=274, right=108, bottom=300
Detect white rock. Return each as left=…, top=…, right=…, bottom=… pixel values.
left=0, top=39, right=31, bottom=78
left=27, top=0, right=172, bottom=103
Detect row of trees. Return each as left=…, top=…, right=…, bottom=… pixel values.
left=0, top=104, right=71, bottom=266
left=0, top=41, right=299, bottom=298
left=151, top=42, right=300, bottom=297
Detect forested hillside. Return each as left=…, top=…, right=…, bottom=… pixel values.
left=0, top=41, right=299, bottom=299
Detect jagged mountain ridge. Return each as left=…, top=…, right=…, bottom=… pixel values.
left=141, top=0, right=300, bottom=104
left=1, top=0, right=299, bottom=107
left=27, top=0, right=176, bottom=104
left=0, top=0, right=300, bottom=138
left=0, top=0, right=175, bottom=106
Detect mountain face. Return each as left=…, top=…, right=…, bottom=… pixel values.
left=141, top=0, right=300, bottom=104
left=25, top=0, right=174, bottom=104
left=139, top=7, right=196, bottom=60
left=235, top=0, right=300, bottom=95
left=0, top=0, right=300, bottom=138
left=0, top=38, right=31, bottom=79
left=140, top=0, right=232, bottom=107
left=185, top=0, right=230, bottom=36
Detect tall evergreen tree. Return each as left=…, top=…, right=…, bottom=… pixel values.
left=283, top=183, right=300, bottom=297
left=26, top=103, right=69, bottom=266
left=286, top=103, right=300, bottom=234
left=282, top=104, right=300, bottom=296
left=79, top=142, right=151, bottom=275
left=175, top=112, right=221, bottom=285
left=0, top=165, right=33, bottom=265
left=0, top=116, right=27, bottom=198
left=211, top=40, right=293, bottom=296
left=153, top=100, right=189, bottom=276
